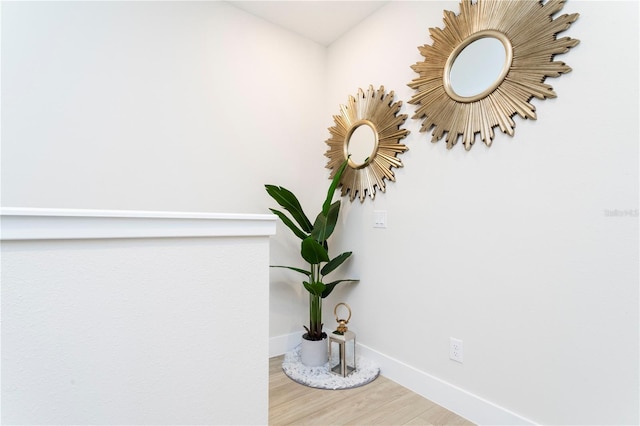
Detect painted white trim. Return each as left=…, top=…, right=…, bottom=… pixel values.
left=356, top=343, right=536, bottom=426
left=0, top=207, right=276, bottom=240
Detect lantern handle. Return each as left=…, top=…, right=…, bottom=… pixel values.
left=334, top=302, right=352, bottom=324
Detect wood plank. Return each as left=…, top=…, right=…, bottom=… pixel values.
left=408, top=404, right=475, bottom=426
left=345, top=391, right=437, bottom=425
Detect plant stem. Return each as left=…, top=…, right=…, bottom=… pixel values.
left=308, top=262, right=323, bottom=339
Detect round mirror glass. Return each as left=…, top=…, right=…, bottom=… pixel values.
left=449, top=36, right=507, bottom=98
left=346, top=123, right=377, bottom=168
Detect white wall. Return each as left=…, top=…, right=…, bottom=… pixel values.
left=1, top=210, right=275, bottom=425
left=1, top=1, right=323, bottom=424
left=1, top=0, right=327, bottom=394
left=1, top=1, right=328, bottom=213
left=320, top=1, right=638, bottom=425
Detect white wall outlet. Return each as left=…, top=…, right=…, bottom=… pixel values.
left=373, top=210, right=387, bottom=228
left=450, top=337, right=463, bottom=363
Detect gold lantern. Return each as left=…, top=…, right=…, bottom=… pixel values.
left=329, top=303, right=356, bottom=377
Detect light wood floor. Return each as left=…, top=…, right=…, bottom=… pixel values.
left=269, top=356, right=474, bottom=425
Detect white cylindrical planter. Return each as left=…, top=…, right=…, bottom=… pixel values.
left=300, top=337, right=328, bottom=367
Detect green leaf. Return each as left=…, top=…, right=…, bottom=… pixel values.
left=310, top=200, right=341, bottom=243
left=301, top=237, right=329, bottom=265
left=322, top=159, right=349, bottom=217
left=269, top=209, right=307, bottom=240
left=303, top=281, right=326, bottom=297
left=270, top=265, right=311, bottom=277
left=320, top=251, right=352, bottom=276
left=321, top=279, right=358, bottom=298
left=265, top=185, right=313, bottom=233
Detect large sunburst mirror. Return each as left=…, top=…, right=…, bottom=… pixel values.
left=325, top=85, right=409, bottom=202
left=408, top=0, right=580, bottom=150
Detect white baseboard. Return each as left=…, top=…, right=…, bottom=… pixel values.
left=269, top=332, right=301, bottom=358
left=356, top=343, right=535, bottom=425
left=269, top=333, right=534, bottom=425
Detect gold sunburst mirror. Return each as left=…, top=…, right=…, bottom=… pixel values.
left=408, top=0, right=580, bottom=150
left=325, top=85, right=409, bottom=202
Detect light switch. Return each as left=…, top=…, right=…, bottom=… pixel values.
left=373, top=210, right=387, bottom=228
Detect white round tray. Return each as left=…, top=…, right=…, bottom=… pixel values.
left=281, top=345, right=380, bottom=390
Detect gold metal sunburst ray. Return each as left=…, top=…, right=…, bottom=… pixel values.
left=408, top=0, right=580, bottom=150
left=325, top=85, right=409, bottom=202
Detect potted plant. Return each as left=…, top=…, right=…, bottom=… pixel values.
left=265, top=159, right=356, bottom=366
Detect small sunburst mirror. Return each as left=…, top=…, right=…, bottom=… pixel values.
left=325, top=86, right=409, bottom=202
left=408, top=0, right=580, bottom=150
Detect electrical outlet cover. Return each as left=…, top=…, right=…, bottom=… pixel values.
left=450, top=337, right=463, bottom=363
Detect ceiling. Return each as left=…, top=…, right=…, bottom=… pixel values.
left=226, top=1, right=389, bottom=46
